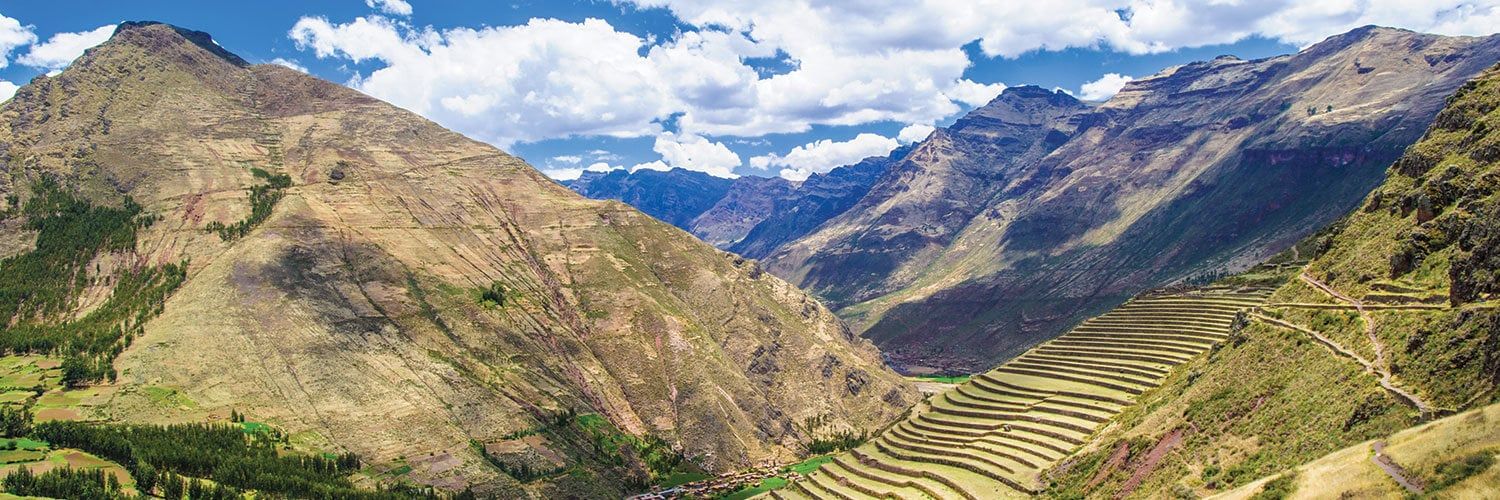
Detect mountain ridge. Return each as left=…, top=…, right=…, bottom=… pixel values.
left=765, top=26, right=1500, bottom=372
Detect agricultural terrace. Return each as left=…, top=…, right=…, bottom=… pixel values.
left=773, top=286, right=1274, bottom=499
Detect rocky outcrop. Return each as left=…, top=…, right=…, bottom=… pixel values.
left=764, top=26, right=1500, bottom=371
left=0, top=22, right=916, bottom=495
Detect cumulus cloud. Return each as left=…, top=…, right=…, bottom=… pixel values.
left=290, top=16, right=672, bottom=147
left=0, top=14, right=36, bottom=68
left=285, top=1, right=1500, bottom=174
left=268, top=57, right=308, bottom=73
left=543, top=160, right=617, bottom=180
left=751, top=133, right=900, bottom=181
left=898, top=123, right=935, bottom=144
left=366, top=0, right=413, bottom=16
left=1078, top=73, right=1134, bottom=101
left=17, top=24, right=114, bottom=71
left=945, top=79, right=1007, bottom=107
left=0, top=80, right=18, bottom=102
left=552, top=155, right=582, bottom=164
left=651, top=132, right=741, bottom=177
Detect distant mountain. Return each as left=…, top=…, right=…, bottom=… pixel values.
left=568, top=146, right=910, bottom=255
left=690, top=174, right=797, bottom=248
left=567, top=167, right=735, bottom=228
left=0, top=22, right=916, bottom=496
left=730, top=149, right=907, bottom=259
left=764, top=26, right=1500, bottom=372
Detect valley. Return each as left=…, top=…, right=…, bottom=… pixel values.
left=0, top=5, right=1495, bottom=499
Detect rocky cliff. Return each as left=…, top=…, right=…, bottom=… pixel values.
left=0, top=22, right=916, bottom=496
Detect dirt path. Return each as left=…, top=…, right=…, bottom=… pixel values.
left=1249, top=312, right=1433, bottom=416
left=1372, top=441, right=1424, bottom=493
left=1299, top=273, right=1389, bottom=370
left=1297, top=273, right=1435, bottom=416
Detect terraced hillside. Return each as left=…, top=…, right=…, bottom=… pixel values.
left=772, top=287, right=1273, bottom=499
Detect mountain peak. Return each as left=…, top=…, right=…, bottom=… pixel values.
left=102, top=20, right=249, bottom=67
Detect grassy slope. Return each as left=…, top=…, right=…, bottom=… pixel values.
left=1212, top=402, right=1500, bottom=499
left=1044, top=65, right=1500, bottom=498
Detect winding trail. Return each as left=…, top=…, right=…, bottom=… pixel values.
left=1299, top=273, right=1390, bottom=372
left=1372, top=441, right=1425, bottom=493
left=1258, top=273, right=1436, bottom=416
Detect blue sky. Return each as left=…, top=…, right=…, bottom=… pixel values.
left=0, top=1, right=1496, bottom=180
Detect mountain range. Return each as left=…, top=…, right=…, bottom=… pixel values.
left=576, top=26, right=1500, bottom=373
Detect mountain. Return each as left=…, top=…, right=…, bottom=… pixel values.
left=566, top=167, right=735, bottom=228
left=729, top=149, right=906, bottom=259
left=764, top=26, right=1500, bottom=372
left=689, top=174, right=797, bottom=248
left=568, top=147, right=907, bottom=255
left=774, top=63, right=1500, bottom=499
left=0, top=22, right=916, bottom=496
left=1046, top=62, right=1500, bottom=498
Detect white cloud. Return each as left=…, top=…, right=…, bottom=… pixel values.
left=552, top=155, right=582, bottom=164
left=544, top=161, right=619, bottom=181
left=751, top=133, right=900, bottom=181
left=1078, top=73, right=1134, bottom=101
left=268, top=57, right=308, bottom=73
left=17, top=24, right=114, bottom=71
left=631, top=160, right=671, bottom=173
left=898, top=123, right=935, bottom=144
left=366, top=0, right=414, bottom=16
left=0, top=14, right=36, bottom=68
left=290, top=16, right=671, bottom=147
left=0, top=80, right=19, bottom=102
left=651, top=132, right=741, bottom=177
left=945, top=79, right=1007, bottom=107
left=284, top=1, right=1500, bottom=173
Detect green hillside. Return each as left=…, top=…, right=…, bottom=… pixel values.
left=1043, top=64, right=1500, bottom=498
left=767, top=64, right=1500, bottom=500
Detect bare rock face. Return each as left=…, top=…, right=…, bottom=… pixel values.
left=0, top=22, right=915, bottom=495
left=764, top=26, right=1500, bottom=372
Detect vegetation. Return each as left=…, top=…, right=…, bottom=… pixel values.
left=908, top=374, right=971, bottom=384
left=806, top=430, right=866, bottom=454
left=1426, top=451, right=1495, bottom=493
left=1250, top=472, right=1297, bottom=500
left=0, top=180, right=187, bottom=385
left=21, top=420, right=428, bottom=499
left=3, top=466, right=129, bottom=499
left=477, top=281, right=506, bottom=308
left=205, top=167, right=292, bottom=241
left=786, top=289, right=1273, bottom=499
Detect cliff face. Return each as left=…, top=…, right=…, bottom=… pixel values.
left=764, top=27, right=1500, bottom=371
left=0, top=22, right=916, bottom=495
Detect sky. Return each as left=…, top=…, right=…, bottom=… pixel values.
left=0, top=1, right=1497, bottom=181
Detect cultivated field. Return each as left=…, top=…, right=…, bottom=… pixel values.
left=773, top=286, right=1274, bottom=499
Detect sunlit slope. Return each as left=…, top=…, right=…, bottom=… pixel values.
left=0, top=22, right=916, bottom=495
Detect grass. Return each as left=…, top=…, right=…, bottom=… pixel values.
left=138, top=386, right=196, bottom=409
left=785, top=454, right=833, bottom=475
left=909, top=374, right=972, bottom=384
